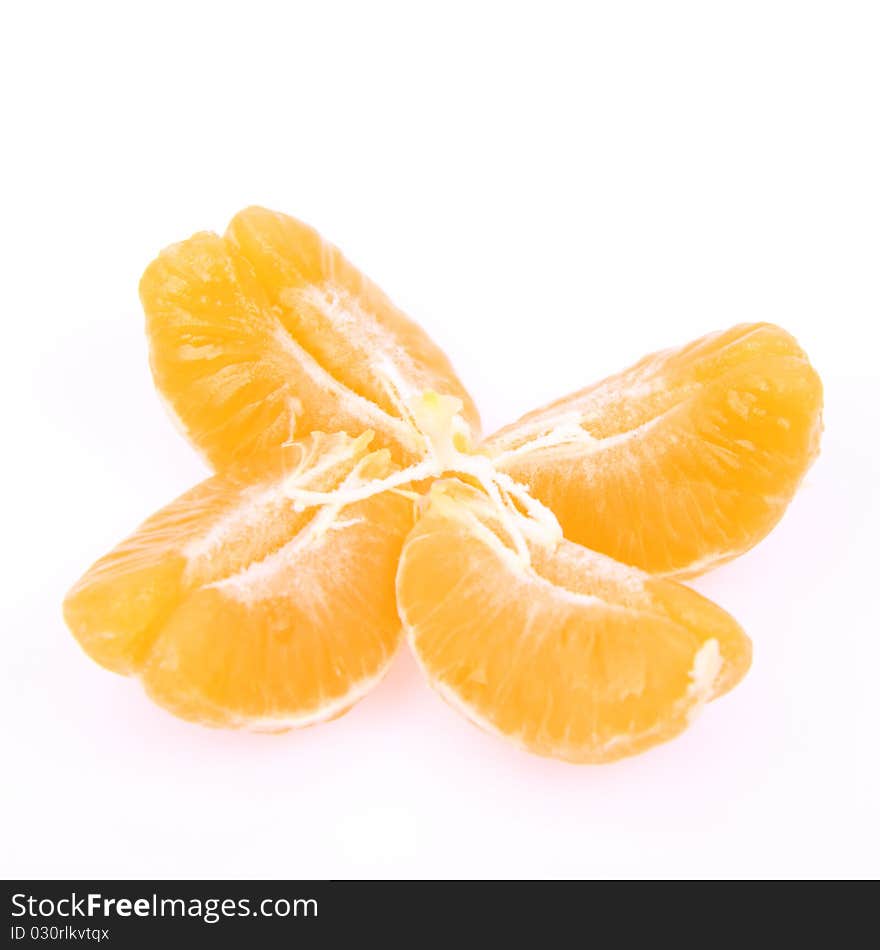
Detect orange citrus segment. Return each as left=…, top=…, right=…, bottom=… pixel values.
left=63, top=432, right=413, bottom=728
left=485, top=323, right=823, bottom=577
left=397, top=479, right=752, bottom=763
left=140, top=207, right=480, bottom=469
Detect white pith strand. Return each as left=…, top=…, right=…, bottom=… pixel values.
left=281, top=375, right=564, bottom=568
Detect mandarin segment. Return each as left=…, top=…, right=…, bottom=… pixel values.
left=140, top=207, right=479, bottom=469
left=63, top=433, right=414, bottom=728
left=227, top=207, right=481, bottom=431
left=485, top=323, right=823, bottom=577
left=397, top=480, right=752, bottom=763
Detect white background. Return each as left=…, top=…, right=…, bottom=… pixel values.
left=2, top=1, right=878, bottom=880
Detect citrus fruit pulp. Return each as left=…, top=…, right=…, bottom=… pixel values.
left=66, top=204, right=827, bottom=757
left=397, top=479, right=752, bottom=763
left=140, top=206, right=480, bottom=470
left=486, top=323, right=822, bottom=577
left=63, top=432, right=413, bottom=729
